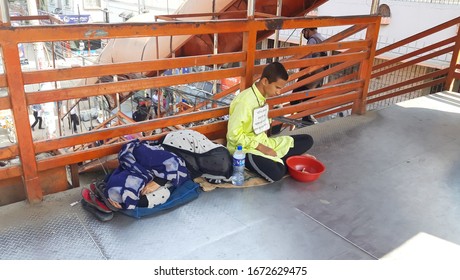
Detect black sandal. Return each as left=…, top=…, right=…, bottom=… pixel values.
left=205, top=178, right=223, bottom=184
left=81, top=199, right=114, bottom=222
left=92, top=181, right=120, bottom=212
left=81, top=188, right=112, bottom=214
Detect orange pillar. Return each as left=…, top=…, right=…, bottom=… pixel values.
left=444, top=24, right=460, bottom=91
left=2, top=42, right=43, bottom=203
left=241, top=24, right=257, bottom=91
left=352, top=19, right=380, bottom=115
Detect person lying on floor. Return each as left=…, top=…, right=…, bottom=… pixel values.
left=226, top=62, right=314, bottom=183
left=159, top=130, right=232, bottom=184
left=107, top=177, right=172, bottom=209
left=104, top=140, right=190, bottom=210
left=102, top=130, right=233, bottom=210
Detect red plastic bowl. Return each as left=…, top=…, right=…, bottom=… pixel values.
left=286, top=155, right=326, bottom=182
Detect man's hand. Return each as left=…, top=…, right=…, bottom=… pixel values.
left=256, top=143, right=277, bottom=157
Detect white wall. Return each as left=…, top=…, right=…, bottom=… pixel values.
left=320, top=0, right=459, bottom=41
left=318, top=0, right=460, bottom=67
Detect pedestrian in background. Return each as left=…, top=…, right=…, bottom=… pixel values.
left=270, top=28, right=328, bottom=135
left=70, top=105, right=79, bottom=133
left=30, top=104, right=44, bottom=131
left=291, top=27, right=328, bottom=125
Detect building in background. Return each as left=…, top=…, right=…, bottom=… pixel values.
left=41, top=0, right=187, bottom=23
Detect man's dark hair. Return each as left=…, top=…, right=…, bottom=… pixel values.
left=261, top=62, right=289, bottom=83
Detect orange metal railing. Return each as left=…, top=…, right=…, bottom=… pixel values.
left=0, top=15, right=380, bottom=202
left=7, top=14, right=457, bottom=204
left=368, top=16, right=460, bottom=107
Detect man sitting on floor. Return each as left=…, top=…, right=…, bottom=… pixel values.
left=226, top=62, right=315, bottom=182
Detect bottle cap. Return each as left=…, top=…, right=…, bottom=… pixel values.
left=237, top=145, right=242, bottom=150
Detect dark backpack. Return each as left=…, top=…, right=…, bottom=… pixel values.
left=309, top=35, right=328, bottom=58
left=133, top=106, right=149, bottom=122
left=294, top=35, right=329, bottom=91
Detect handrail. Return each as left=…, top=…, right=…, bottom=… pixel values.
left=373, top=36, right=456, bottom=71
left=368, top=78, right=446, bottom=104
left=371, top=45, right=454, bottom=79
left=22, top=52, right=246, bottom=86
left=369, top=68, right=449, bottom=97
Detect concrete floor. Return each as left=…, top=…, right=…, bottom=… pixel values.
left=1, top=91, right=460, bottom=260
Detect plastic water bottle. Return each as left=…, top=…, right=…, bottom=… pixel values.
left=232, top=145, right=245, bottom=186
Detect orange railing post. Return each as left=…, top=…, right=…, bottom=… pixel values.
left=445, top=24, right=460, bottom=92
left=2, top=43, right=43, bottom=203
left=352, top=20, right=380, bottom=115
left=241, top=23, right=257, bottom=91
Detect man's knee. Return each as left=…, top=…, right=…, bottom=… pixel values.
left=292, top=134, right=314, bottom=154
left=269, top=170, right=285, bottom=182
left=304, top=134, right=314, bottom=148
left=263, top=164, right=286, bottom=182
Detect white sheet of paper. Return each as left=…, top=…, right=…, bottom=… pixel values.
left=252, top=104, right=270, bottom=134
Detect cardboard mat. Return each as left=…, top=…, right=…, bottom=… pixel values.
left=195, top=170, right=269, bottom=192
